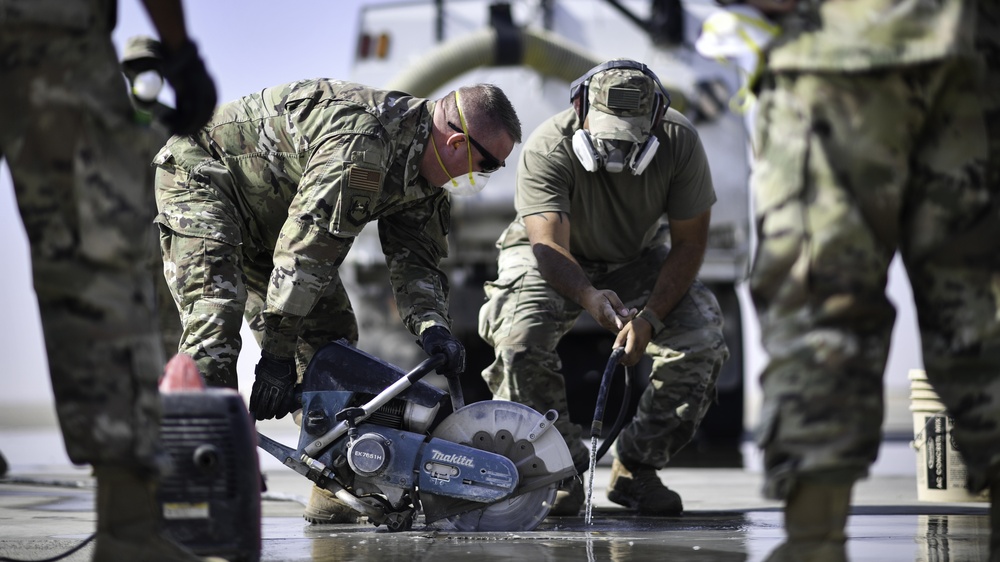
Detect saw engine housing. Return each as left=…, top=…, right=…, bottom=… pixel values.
left=258, top=340, right=575, bottom=532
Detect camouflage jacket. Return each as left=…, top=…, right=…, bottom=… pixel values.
left=767, top=0, right=976, bottom=71
left=154, top=79, right=451, bottom=340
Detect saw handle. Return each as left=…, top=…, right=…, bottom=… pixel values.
left=406, top=353, right=447, bottom=383
left=412, top=353, right=465, bottom=412
left=302, top=352, right=447, bottom=458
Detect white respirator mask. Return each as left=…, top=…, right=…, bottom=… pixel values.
left=431, top=90, right=502, bottom=196
left=439, top=171, right=492, bottom=196
left=569, top=60, right=670, bottom=176
left=431, top=133, right=493, bottom=196
left=572, top=130, right=660, bottom=175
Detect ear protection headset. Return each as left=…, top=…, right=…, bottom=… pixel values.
left=569, top=60, right=672, bottom=175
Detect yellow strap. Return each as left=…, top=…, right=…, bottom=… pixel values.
left=454, top=90, right=476, bottom=185
left=430, top=133, right=458, bottom=188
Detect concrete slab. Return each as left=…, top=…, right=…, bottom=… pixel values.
left=0, top=431, right=991, bottom=562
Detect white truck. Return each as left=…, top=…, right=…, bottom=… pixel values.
left=344, top=0, right=751, bottom=463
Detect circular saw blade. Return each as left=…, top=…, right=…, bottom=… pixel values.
left=444, top=483, right=557, bottom=532
left=428, top=400, right=574, bottom=531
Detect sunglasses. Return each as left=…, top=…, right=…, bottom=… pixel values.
left=448, top=121, right=504, bottom=173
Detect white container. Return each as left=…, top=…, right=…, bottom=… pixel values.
left=909, top=369, right=989, bottom=503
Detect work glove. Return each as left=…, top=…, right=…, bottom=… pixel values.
left=249, top=352, right=297, bottom=421
left=160, top=39, right=217, bottom=136
left=419, top=326, right=466, bottom=377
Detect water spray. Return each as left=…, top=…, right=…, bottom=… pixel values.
left=583, top=346, right=632, bottom=524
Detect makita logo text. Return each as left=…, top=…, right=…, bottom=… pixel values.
left=431, top=450, right=475, bottom=467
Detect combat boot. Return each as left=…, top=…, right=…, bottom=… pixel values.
left=764, top=480, right=852, bottom=562
left=549, top=476, right=585, bottom=516
left=92, top=465, right=226, bottom=562
left=303, top=485, right=362, bottom=524
left=607, top=458, right=683, bottom=515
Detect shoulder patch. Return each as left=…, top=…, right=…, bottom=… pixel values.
left=340, top=164, right=384, bottom=230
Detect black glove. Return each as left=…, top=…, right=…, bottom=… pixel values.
left=160, top=40, right=217, bottom=136
left=249, top=352, right=297, bottom=421
left=419, top=326, right=466, bottom=377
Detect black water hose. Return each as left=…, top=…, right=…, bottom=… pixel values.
left=574, top=347, right=632, bottom=475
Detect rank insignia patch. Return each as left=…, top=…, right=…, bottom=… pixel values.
left=348, top=194, right=372, bottom=225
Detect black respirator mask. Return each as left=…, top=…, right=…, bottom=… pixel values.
left=569, top=60, right=671, bottom=176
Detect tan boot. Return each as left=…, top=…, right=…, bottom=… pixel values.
left=92, top=465, right=226, bottom=562
left=549, top=477, right=585, bottom=516
left=303, top=485, right=361, bottom=524
left=607, top=458, right=683, bottom=515
left=765, top=480, right=852, bottom=562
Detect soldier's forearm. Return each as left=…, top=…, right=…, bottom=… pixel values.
left=531, top=242, right=594, bottom=307
left=260, top=312, right=302, bottom=358
left=644, top=241, right=706, bottom=320
left=140, top=0, right=191, bottom=52
left=387, top=264, right=451, bottom=336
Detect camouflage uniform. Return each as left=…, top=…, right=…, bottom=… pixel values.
left=0, top=0, right=166, bottom=468
left=153, top=79, right=452, bottom=388
left=750, top=0, right=1000, bottom=500
left=479, top=103, right=730, bottom=469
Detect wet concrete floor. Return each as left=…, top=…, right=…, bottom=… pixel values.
left=0, top=424, right=992, bottom=562
left=268, top=510, right=990, bottom=562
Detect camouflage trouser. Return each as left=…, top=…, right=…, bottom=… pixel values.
left=155, top=162, right=358, bottom=389
left=750, top=51, right=1000, bottom=499
left=478, top=242, right=729, bottom=468
left=0, top=27, right=166, bottom=468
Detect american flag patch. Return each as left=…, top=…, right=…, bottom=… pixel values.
left=348, top=167, right=381, bottom=192
left=607, top=87, right=642, bottom=111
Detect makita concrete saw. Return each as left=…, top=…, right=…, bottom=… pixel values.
left=256, top=340, right=575, bottom=532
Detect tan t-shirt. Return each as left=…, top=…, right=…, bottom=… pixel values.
left=509, top=106, right=715, bottom=264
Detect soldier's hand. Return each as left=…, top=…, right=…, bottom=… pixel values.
left=419, top=326, right=466, bottom=377
left=249, top=352, right=297, bottom=421
left=582, top=288, right=636, bottom=333
left=614, top=318, right=652, bottom=367
left=160, top=40, right=217, bottom=136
